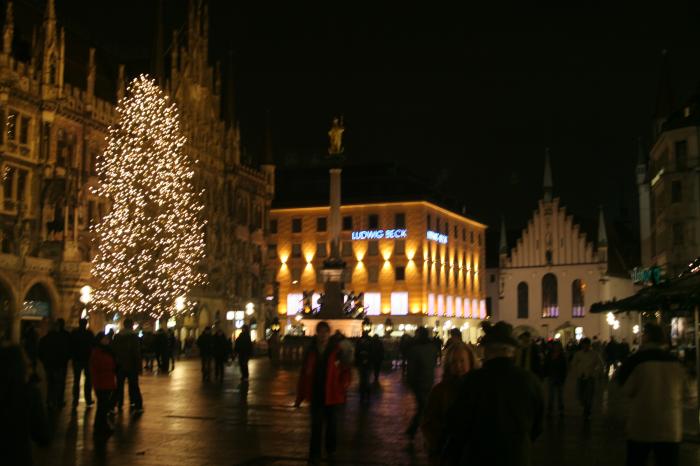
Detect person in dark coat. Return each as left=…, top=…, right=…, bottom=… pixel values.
left=90, top=332, right=117, bottom=435
left=405, top=326, right=439, bottom=439
left=197, top=327, right=214, bottom=381
left=168, top=330, right=179, bottom=371
left=212, top=329, right=231, bottom=382
left=371, top=334, right=384, bottom=384
left=154, top=328, right=169, bottom=373
left=515, top=332, right=543, bottom=379
left=446, top=321, right=544, bottom=466
left=112, top=318, right=143, bottom=412
left=38, top=318, right=71, bottom=409
left=543, top=342, right=567, bottom=416
left=295, top=321, right=352, bottom=465
left=421, top=342, right=479, bottom=466
left=355, top=330, right=374, bottom=404
left=70, top=318, right=94, bottom=408
left=234, top=325, right=253, bottom=382
left=0, top=345, right=50, bottom=466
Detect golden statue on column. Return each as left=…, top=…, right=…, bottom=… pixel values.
left=328, top=116, right=344, bottom=155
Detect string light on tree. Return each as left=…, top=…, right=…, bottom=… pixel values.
left=91, top=75, right=206, bottom=319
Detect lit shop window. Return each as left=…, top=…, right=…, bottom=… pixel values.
left=437, top=294, right=445, bottom=316
left=455, top=297, right=463, bottom=317
left=427, top=293, right=435, bottom=316
left=390, top=292, right=409, bottom=316
left=287, top=293, right=303, bottom=315
left=446, top=296, right=454, bottom=317
left=364, top=292, right=381, bottom=316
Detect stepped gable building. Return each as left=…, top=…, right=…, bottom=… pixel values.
left=0, top=0, right=274, bottom=343
left=498, top=152, right=636, bottom=342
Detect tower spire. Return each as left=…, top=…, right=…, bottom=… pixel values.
left=499, top=216, right=507, bottom=255
left=543, top=147, right=553, bottom=202
left=3, top=1, right=13, bottom=56
left=597, top=206, right=608, bottom=247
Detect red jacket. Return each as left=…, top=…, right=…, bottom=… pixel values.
left=296, top=343, right=351, bottom=406
left=90, top=346, right=117, bottom=390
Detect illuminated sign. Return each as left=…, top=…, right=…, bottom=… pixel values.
left=351, top=229, right=407, bottom=240
left=426, top=230, right=448, bottom=244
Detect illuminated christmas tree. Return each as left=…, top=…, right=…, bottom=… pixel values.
left=91, top=75, right=205, bottom=319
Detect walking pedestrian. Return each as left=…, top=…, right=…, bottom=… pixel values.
left=355, top=330, right=373, bottom=404
left=616, top=323, right=685, bottom=466
left=90, top=332, right=117, bottom=436
left=197, top=327, right=214, bottom=381
left=294, top=321, right=352, bottom=465
left=405, top=326, right=438, bottom=440
left=169, top=329, right=179, bottom=371
left=213, top=328, right=231, bottom=382
left=515, top=331, right=543, bottom=378
left=70, top=318, right=94, bottom=409
left=571, top=337, right=603, bottom=421
left=234, top=325, right=253, bottom=382
left=38, top=318, right=71, bottom=409
left=112, top=318, right=143, bottom=413
left=155, top=328, right=169, bottom=373
left=421, top=341, right=479, bottom=466
left=543, top=342, right=567, bottom=417
left=371, top=334, right=384, bottom=385
left=446, top=321, right=544, bottom=466
left=0, top=344, right=50, bottom=466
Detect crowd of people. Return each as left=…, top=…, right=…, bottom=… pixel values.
left=0, top=314, right=690, bottom=466
left=293, top=320, right=687, bottom=466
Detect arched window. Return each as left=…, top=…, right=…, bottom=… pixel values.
left=517, top=282, right=529, bottom=319
left=541, top=273, right=558, bottom=318
left=572, top=279, right=585, bottom=317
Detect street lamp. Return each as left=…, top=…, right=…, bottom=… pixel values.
left=245, top=302, right=255, bottom=316
left=362, top=317, right=372, bottom=334
left=79, top=285, right=93, bottom=319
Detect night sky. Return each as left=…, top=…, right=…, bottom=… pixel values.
left=13, top=1, right=700, bottom=243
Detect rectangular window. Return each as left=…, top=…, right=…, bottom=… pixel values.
left=364, top=292, right=381, bottom=316
left=675, top=140, right=687, bottom=170
left=368, top=214, right=379, bottom=229
left=446, top=296, right=454, bottom=316
left=437, top=294, right=445, bottom=316
left=317, top=217, right=327, bottom=232
left=426, top=214, right=431, bottom=230
left=490, top=274, right=496, bottom=283
left=673, top=223, right=684, bottom=246
left=395, top=213, right=406, bottom=229
left=462, top=228, right=466, bottom=241
left=454, top=225, right=458, bottom=238
left=390, top=292, right=409, bottom=315
left=671, top=180, right=682, bottom=203
left=267, top=244, right=277, bottom=259
left=478, top=233, right=482, bottom=246
left=316, top=242, right=327, bottom=258
left=395, top=266, right=406, bottom=281
left=286, top=293, right=303, bottom=315
left=455, top=297, right=463, bottom=317
left=470, top=231, right=474, bottom=244
left=16, top=170, right=27, bottom=203
left=342, top=215, right=353, bottom=230
left=368, top=265, right=379, bottom=283
left=395, top=240, right=405, bottom=256
left=341, top=240, right=352, bottom=256
left=444, top=221, right=449, bottom=235
left=436, top=218, right=441, bottom=232
left=368, top=240, right=379, bottom=256
left=270, top=219, right=278, bottom=234
left=292, top=218, right=302, bottom=233
left=7, top=111, right=17, bottom=141
left=3, top=166, right=14, bottom=204
left=427, top=293, right=435, bottom=316
left=19, top=116, right=30, bottom=145
left=292, top=243, right=302, bottom=258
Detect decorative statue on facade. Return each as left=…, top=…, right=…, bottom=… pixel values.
left=328, top=116, right=344, bottom=155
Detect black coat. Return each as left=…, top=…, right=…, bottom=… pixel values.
left=70, top=328, right=94, bottom=363
left=447, top=357, right=544, bottom=466
left=38, top=330, right=71, bottom=369
left=234, top=332, right=253, bottom=359
left=197, top=332, right=214, bottom=357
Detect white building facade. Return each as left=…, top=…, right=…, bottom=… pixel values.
left=499, top=157, right=637, bottom=342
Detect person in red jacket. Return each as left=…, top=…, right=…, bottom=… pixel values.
left=295, top=321, right=352, bottom=465
left=90, top=332, right=117, bottom=435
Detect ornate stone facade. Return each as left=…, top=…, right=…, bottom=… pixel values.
left=0, top=1, right=274, bottom=342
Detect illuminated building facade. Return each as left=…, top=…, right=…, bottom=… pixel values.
left=269, top=201, right=488, bottom=341
left=0, top=1, right=273, bottom=342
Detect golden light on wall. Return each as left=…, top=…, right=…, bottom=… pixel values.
left=381, top=243, right=392, bottom=261
left=354, top=241, right=367, bottom=262
left=279, top=252, right=289, bottom=264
